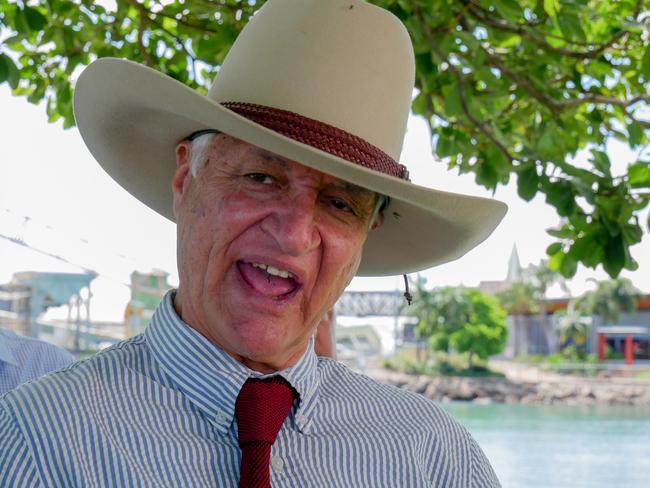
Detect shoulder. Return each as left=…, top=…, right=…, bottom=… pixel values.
left=0, top=334, right=147, bottom=409
left=317, top=361, right=501, bottom=485
left=318, top=359, right=465, bottom=429
left=1, top=329, right=74, bottom=367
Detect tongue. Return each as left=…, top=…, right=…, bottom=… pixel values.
left=238, top=262, right=297, bottom=297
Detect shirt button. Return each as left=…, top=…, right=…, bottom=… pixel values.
left=295, top=414, right=305, bottom=426
left=215, top=412, right=228, bottom=424
left=271, top=455, right=284, bottom=474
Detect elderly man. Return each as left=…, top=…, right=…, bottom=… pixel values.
left=0, top=0, right=506, bottom=486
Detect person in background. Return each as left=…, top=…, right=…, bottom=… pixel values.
left=0, top=328, right=74, bottom=395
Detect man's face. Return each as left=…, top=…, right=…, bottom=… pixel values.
left=172, top=134, right=380, bottom=372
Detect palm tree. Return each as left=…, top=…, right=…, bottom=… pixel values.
left=574, top=278, right=639, bottom=325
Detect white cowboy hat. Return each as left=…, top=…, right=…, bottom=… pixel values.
left=73, top=0, right=506, bottom=276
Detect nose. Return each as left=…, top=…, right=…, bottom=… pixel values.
left=261, top=193, right=321, bottom=256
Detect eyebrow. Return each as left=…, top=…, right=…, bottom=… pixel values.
left=253, top=148, right=377, bottom=203
left=254, top=148, right=288, bottom=166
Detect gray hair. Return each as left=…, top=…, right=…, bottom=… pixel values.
left=189, top=132, right=217, bottom=177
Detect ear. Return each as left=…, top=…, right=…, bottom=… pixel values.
left=172, top=140, right=192, bottom=217
left=370, top=212, right=384, bottom=230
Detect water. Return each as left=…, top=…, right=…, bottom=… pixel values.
left=441, top=402, right=650, bottom=488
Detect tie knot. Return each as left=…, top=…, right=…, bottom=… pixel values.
left=235, top=377, right=296, bottom=446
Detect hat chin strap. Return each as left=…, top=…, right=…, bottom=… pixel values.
left=221, top=102, right=410, bottom=181
left=403, top=274, right=413, bottom=305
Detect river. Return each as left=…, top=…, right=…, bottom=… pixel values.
left=442, top=402, right=650, bottom=488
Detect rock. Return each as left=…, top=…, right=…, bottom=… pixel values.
left=368, top=369, right=650, bottom=407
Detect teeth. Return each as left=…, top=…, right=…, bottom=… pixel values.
left=251, top=262, right=292, bottom=279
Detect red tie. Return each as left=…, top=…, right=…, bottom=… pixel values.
left=235, top=377, right=296, bottom=488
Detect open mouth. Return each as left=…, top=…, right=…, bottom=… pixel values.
left=236, top=260, right=301, bottom=299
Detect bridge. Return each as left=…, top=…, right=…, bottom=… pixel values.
left=335, top=291, right=408, bottom=317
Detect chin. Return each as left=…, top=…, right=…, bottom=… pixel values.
left=232, top=325, right=288, bottom=354
left=239, top=333, right=307, bottom=368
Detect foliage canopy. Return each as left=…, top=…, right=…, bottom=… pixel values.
left=410, top=279, right=508, bottom=363
left=0, top=0, right=648, bottom=278
left=553, top=277, right=639, bottom=358
left=572, top=276, right=639, bottom=323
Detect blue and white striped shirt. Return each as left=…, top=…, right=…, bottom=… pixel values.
left=0, top=328, right=74, bottom=396
left=0, top=291, right=499, bottom=487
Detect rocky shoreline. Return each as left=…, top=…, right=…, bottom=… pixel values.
left=370, top=369, right=650, bottom=407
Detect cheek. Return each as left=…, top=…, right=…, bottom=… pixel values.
left=323, top=230, right=366, bottom=284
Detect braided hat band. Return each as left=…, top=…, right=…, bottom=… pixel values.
left=221, top=102, right=410, bottom=181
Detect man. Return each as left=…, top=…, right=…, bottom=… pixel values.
left=0, top=0, right=506, bottom=486
left=0, top=328, right=74, bottom=395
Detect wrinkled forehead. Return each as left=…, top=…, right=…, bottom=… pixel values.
left=208, top=133, right=380, bottom=202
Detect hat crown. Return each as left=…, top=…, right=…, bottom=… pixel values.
left=209, top=0, right=415, bottom=161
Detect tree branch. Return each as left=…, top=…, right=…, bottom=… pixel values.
left=410, top=1, right=515, bottom=164
left=463, top=0, right=635, bottom=59
left=563, top=93, right=650, bottom=109
left=130, top=1, right=203, bottom=82
left=480, top=46, right=563, bottom=114
left=144, top=7, right=221, bottom=34
left=135, top=3, right=155, bottom=67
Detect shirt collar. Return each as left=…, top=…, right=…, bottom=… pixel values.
left=0, top=330, right=18, bottom=366
left=145, top=291, right=320, bottom=434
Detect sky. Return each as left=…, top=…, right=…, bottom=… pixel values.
left=1, top=84, right=648, bottom=322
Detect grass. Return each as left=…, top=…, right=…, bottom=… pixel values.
left=383, top=349, right=505, bottom=378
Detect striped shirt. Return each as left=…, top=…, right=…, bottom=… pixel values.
left=0, top=328, right=74, bottom=396
left=0, top=291, right=499, bottom=487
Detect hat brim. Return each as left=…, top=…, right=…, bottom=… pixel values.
left=73, top=58, right=507, bottom=276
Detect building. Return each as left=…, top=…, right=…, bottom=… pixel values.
left=0, top=271, right=97, bottom=350
left=124, top=270, right=173, bottom=336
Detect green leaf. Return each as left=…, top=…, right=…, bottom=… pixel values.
left=641, top=44, right=650, bottom=81
left=492, top=0, right=523, bottom=23
left=569, top=234, right=602, bottom=267
left=560, top=252, right=577, bottom=278
left=546, top=242, right=562, bottom=255
left=0, top=54, right=19, bottom=89
left=548, top=251, right=577, bottom=278
left=476, top=154, right=499, bottom=188
left=621, top=223, right=642, bottom=245
left=547, top=225, right=574, bottom=239
left=537, top=130, right=557, bottom=160
left=0, top=57, right=7, bottom=85
left=13, top=9, right=32, bottom=35
left=436, top=133, right=454, bottom=158
left=495, top=34, right=522, bottom=49
left=58, top=82, right=72, bottom=104
left=27, top=82, right=46, bottom=104
left=23, top=6, right=48, bottom=31
left=628, top=161, right=650, bottom=188
left=558, top=13, right=586, bottom=42
left=443, top=82, right=463, bottom=118
left=517, top=163, right=539, bottom=201
left=628, top=122, right=644, bottom=147
left=590, top=150, right=611, bottom=177
left=543, top=0, right=560, bottom=20
left=544, top=180, right=576, bottom=217
left=603, top=235, right=626, bottom=277
left=412, top=92, right=427, bottom=116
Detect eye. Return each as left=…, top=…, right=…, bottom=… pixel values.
left=245, top=172, right=275, bottom=185
left=329, top=197, right=354, bottom=214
